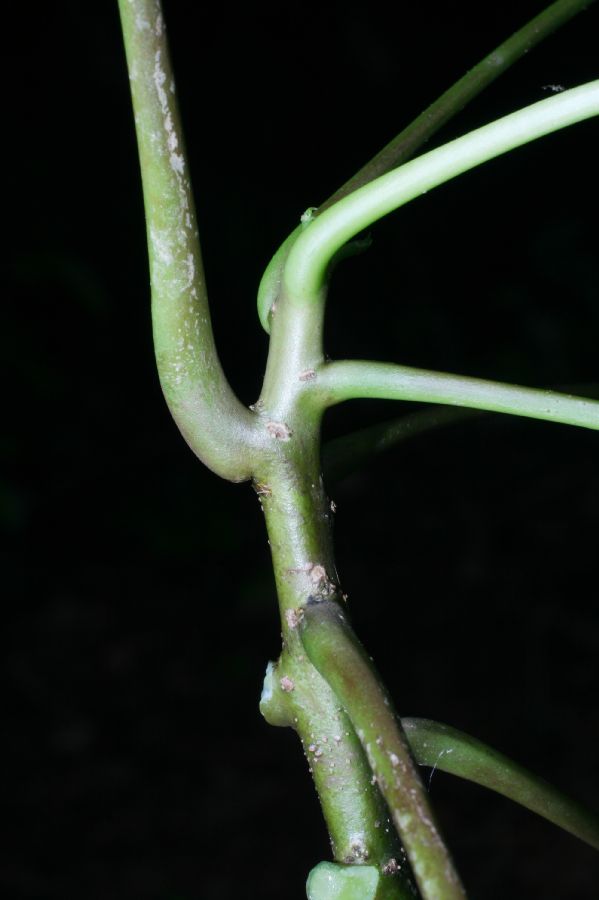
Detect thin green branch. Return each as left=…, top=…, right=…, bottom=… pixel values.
left=300, top=599, right=466, bottom=900
left=258, top=1, right=594, bottom=333
left=322, top=384, right=599, bottom=481
left=118, top=0, right=260, bottom=481
left=403, top=718, right=599, bottom=851
left=315, top=362, right=599, bottom=432
left=322, top=0, right=597, bottom=208
left=283, top=81, right=599, bottom=308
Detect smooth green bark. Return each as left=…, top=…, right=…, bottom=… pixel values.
left=254, top=350, right=411, bottom=887
left=257, top=463, right=410, bottom=889
left=118, top=0, right=261, bottom=481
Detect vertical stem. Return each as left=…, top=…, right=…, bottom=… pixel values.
left=256, top=432, right=413, bottom=894
left=118, top=0, right=259, bottom=481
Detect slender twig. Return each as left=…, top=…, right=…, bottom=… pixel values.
left=283, top=81, right=599, bottom=308
left=300, top=599, right=466, bottom=900
left=258, top=1, right=595, bottom=333
left=313, top=361, right=599, bottom=432
left=322, top=0, right=597, bottom=208
left=323, top=384, right=599, bottom=481
left=403, top=718, right=599, bottom=851
left=118, top=0, right=260, bottom=481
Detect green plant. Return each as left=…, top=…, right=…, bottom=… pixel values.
left=118, top=1, right=599, bottom=896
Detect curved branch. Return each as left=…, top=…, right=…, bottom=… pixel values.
left=258, top=2, right=595, bottom=334
left=118, top=0, right=259, bottom=482
left=323, top=383, right=599, bottom=481
left=256, top=226, right=302, bottom=333
left=315, top=361, right=599, bottom=432
left=403, top=718, right=599, bottom=851
left=322, top=0, right=597, bottom=208
left=283, top=81, right=599, bottom=308
left=257, top=223, right=372, bottom=334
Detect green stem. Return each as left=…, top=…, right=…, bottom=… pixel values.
left=284, top=81, right=599, bottom=308
left=257, top=465, right=413, bottom=895
left=403, top=718, right=599, bottom=851
left=118, top=0, right=260, bottom=481
left=254, top=234, right=422, bottom=897
left=322, top=0, right=596, bottom=207
left=252, top=273, right=411, bottom=887
left=300, top=600, right=466, bottom=900
left=323, top=384, right=599, bottom=481
left=313, top=362, right=599, bottom=432
left=257, top=226, right=303, bottom=333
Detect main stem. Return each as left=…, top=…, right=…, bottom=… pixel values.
left=254, top=294, right=413, bottom=893
left=255, top=274, right=466, bottom=896
left=257, top=456, right=410, bottom=883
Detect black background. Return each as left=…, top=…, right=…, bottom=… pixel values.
left=3, top=1, right=599, bottom=897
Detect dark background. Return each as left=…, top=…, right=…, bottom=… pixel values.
left=3, top=1, right=599, bottom=897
